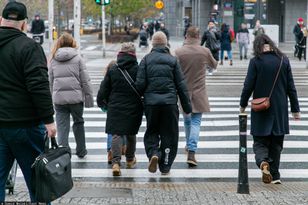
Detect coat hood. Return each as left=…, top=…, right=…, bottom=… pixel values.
left=54, top=47, right=78, bottom=62
left=0, top=27, right=25, bottom=47
left=117, top=52, right=138, bottom=69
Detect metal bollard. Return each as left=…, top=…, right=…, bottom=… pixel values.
left=237, top=113, right=250, bottom=194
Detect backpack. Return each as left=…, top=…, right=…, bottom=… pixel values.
left=229, top=28, right=235, bottom=42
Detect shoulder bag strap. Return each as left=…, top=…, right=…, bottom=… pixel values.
left=116, top=64, right=142, bottom=99
left=268, top=57, right=284, bottom=99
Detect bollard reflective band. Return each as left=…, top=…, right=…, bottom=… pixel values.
left=239, top=132, right=247, bottom=135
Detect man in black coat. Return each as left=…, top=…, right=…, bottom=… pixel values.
left=240, top=35, right=300, bottom=184
left=135, top=31, right=192, bottom=175
left=31, top=14, right=45, bottom=44
left=0, top=2, right=56, bottom=202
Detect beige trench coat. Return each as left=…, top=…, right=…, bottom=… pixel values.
left=175, top=39, right=217, bottom=113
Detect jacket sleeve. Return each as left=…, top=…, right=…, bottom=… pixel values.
left=97, top=69, right=111, bottom=108
left=22, top=43, right=54, bottom=124
left=135, top=57, right=147, bottom=95
left=173, top=59, right=192, bottom=114
left=79, top=58, right=94, bottom=107
left=200, top=31, right=207, bottom=46
left=240, top=59, right=257, bottom=108
left=286, top=59, right=300, bottom=113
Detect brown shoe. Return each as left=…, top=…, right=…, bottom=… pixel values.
left=148, top=155, right=158, bottom=173
left=107, top=151, right=112, bottom=164
left=219, top=61, right=223, bottom=65
left=121, top=145, right=127, bottom=155
left=260, top=161, right=272, bottom=183
left=187, top=151, right=198, bottom=167
left=126, top=157, right=137, bottom=169
left=112, top=163, right=121, bottom=176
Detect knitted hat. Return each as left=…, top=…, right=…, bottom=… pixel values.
left=152, top=31, right=167, bottom=47
left=120, top=42, right=136, bottom=53
left=298, top=17, right=304, bottom=22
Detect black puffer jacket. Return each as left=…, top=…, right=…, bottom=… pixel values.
left=97, top=53, right=143, bottom=135
left=135, top=47, right=192, bottom=114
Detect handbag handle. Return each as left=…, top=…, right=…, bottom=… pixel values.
left=268, top=57, right=283, bottom=99
left=44, top=133, right=59, bottom=152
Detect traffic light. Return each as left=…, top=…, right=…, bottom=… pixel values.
left=95, top=0, right=110, bottom=5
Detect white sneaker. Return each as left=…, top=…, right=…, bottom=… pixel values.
left=271, top=179, right=282, bottom=184
left=208, top=72, right=213, bottom=76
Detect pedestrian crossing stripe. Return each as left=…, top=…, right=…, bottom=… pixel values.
left=81, top=120, right=308, bottom=127
left=67, top=141, right=308, bottom=149
left=68, top=154, right=308, bottom=163
left=68, top=130, right=307, bottom=138
left=15, top=169, right=308, bottom=179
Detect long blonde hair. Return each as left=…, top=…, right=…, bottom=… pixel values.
left=50, top=33, right=77, bottom=60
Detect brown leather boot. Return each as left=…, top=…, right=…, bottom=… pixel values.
left=107, top=151, right=112, bottom=164
left=126, top=157, right=137, bottom=169
left=112, top=163, right=121, bottom=176
left=260, top=161, right=272, bottom=183
left=187, top=151, right=198, bottom=167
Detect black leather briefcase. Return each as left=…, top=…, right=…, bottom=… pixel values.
left=31, top=136, right=73, bottom=203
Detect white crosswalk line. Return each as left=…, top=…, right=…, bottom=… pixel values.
left=66, top=66, right=308, bottom=180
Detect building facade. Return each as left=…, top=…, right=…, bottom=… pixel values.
left=164, top=0, right=307, bottom=42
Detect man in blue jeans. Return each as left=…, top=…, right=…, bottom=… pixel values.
left=0, top=2, right=56, bottom=202
left=175, top=26, right=218, bottom=166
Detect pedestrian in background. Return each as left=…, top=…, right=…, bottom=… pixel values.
left=201, top=20, right=221, bottom=74
left=97, top=43, right=143, bottom=176
left=240, top=34, right=300, bottom=184
left=102, top=60, right=127, bottom=164
left=135, top=31, right=192, bottom=175
left=49, top=33, right=94, bottom=159
left=293, top=17, right=307, bottom=61
left=219, top=23, right=233, bottom=66
left=0, top=2, right=56, bottom=202
left=159, top=23, right=170, bottom=47
left=253, top=20, right=265, bottom=37
left=175, top=26, right=217, bottom=167
left=237, top=23, right=250, bottom=60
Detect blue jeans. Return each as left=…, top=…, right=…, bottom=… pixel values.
left=183, top=113, right=202, bottom=152
left=0, top=124, right=46, bottom=202
left=220, top=49, right=233, bottom=61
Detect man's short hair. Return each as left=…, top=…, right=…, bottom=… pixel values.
left=186, top=26, right=199, bottom=38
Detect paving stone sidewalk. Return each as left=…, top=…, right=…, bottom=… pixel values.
left=5, top=181, right=308, bottom=205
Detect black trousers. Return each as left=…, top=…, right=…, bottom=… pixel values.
left=144, top=105, right=179, bottom=173
left=253, top=135, right=284, bottom=180
left=297, top=46, right=306, bottom=61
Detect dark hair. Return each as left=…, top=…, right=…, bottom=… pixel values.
left=253, top=34, right=284, bottom=58
left=221, top=23, right=228, bottom=32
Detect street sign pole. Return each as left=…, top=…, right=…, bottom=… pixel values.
left=102, top=4, right=106, bottom=58
left=306, top=0, right=308, bottom=69
left=48, top=0, right=54, bottom=51
left=74, top=0, right=81, bottom=52
left=237, top=113, right=250, bottom=194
